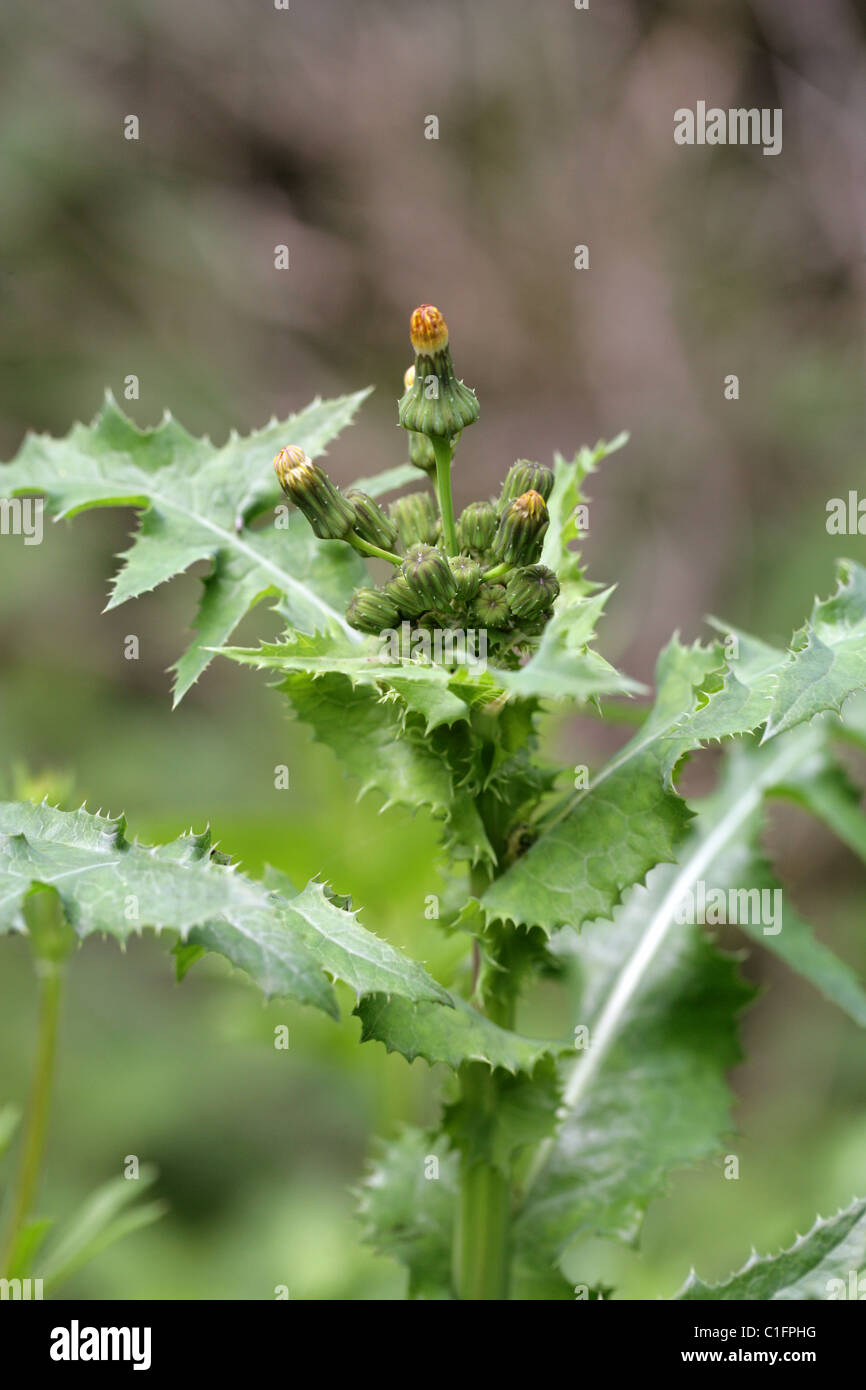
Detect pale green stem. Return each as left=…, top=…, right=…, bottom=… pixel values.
left=1, top=962, right=63, bottom=1274
left=347, top=534, right=402, bottom=566
left=432, top=435, right=458, bottom=555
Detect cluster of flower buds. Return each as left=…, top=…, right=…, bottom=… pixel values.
left=272, top=308, right=562, bottom=665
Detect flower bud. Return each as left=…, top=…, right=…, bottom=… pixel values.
left=457, top=500, right=498, bottom=555
left=505, top=564, right=560, bottom=621
left=344, top=489, right=399, bottom=551
left=408, top=429, right=437, bottom=476
left=448, top=554, right=482, bottom=603
left=472, top=583, right=510, bottom=628
left=273, top=446, right=355, bottom=540
left=346, top=586, right=400, bottom=635
left=398, top=304, right=479, bottom=439
left=491, top=490, right=549, bottom=567
left=499, top=460, right=554, bottom=507
left=400, top=543, right=458, bottom=610
left=389, top=491, right=440, bottom=551
left=384, top=573, right=428, bottom=618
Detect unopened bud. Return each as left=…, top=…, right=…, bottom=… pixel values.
left=345, top=489, right=399, bottom=551
left=398, top=304, right=479, bottom=439
left=506, top=564, right=560, bottom=620
left=457, top=500, right=498, bottom=556
left=400, top=543, right=458, bottom=609
left=500, top=460, right=554, bottom=507
left=346, top=586, right=400, bottom=635
left=389, top=491, right=440, bottom=551
left=384, top=573, right=428, bottom=618
left=273, top=446, right=355, bottom=540
left=472, top=583, right=510, bottom=628
left=448, top=555, right=482, bottom=603
left=492, top=490, right=549, bottom=567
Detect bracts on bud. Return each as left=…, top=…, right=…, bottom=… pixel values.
left=273, top=446, right=355, bottom=540
left=346, top=586, right=400, bottom=635
left=499, top=460, right=554, bottom=507
left=448, top=554, right=483, bottom=603
left=398, top=305, right=479, bottom=440
left=345, top=489, right=399, bottom=552
left=472, top=583, right=510, bottom=628
left=457, top=501, right=498, bottom=556
left=491, top=490, right=550, bottom=568
left=400, top=543, right=458, bottom=610
left=389, top=491, right=440, bottom=551
left=505, top=564, right=560, bottom=621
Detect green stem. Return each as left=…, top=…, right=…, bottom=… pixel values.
left=432, top=435, right=458, bottom=555
left=481, top=562, right=511, bottom=582
left=347, top=534, right=402, bottom=566
left=1, top=962, right=63, bottom=1274
left=454, top=1062, right=512, bottom=1301
left=452, top=862, right=515, bottom=1300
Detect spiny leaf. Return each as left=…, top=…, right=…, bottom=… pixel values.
left=481, top=635, right=720, bottom=934
left=356, top=1127, right=457, bottom=1300
left=765, top=559, right=866, bottom=739
left=443, top=1057, right=561, bottom=1174
left=669, top=562, right=866, bottom=753
left=500, top=587, right=644, bottom=703
left=514, top=867, right=753, bottom=1270
left=222, top=628, right=474, bottom=732
left=266, top=665, right=494, bottom=864
left=675, top=1197, right=866, bottom=1299
left=0, top=800, right=448, bottom=1018
left=701, top=737, right=866, bottom=1027
left=355, top=991, right=570, bottom=1073
left=0, top=390, right=372, bottom=701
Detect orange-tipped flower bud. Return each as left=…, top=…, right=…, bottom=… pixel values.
left=492, top=490, right=550, bottom=567
left=410, top=304, right=450, bottom=356
left=399, top=304, right=479, bottom=439
left=273, top=446, right=355, bottom=540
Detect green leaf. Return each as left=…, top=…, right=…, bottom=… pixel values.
left=514, top=867, right=753, bottom=1268
left=355, top=992, right=569, bottom=1073
left=670, top=563, right=866, bottom=753
left=443, top=1057, right=560, bottom=1174
left=701, top=738, right=866, bottom=1027
left=500, top=588, right=645, bottom=703
left=222, top=628, right=474, bottom=733
left=263, top=662, right=494, bottom=864
left=357, top=1127, right=457, bottom=1299
left=481, top=635, right=719, bottom=934
left=0, top=800, right=447, bottom=1018
left=675, top=1198, right=866, bottom=1300
left=39, top=1168, right=166, bottom=1293
left=765, top=560, right=866, bottom=739
left=348, top=462, right=419, bottom=497
left=0, top=391, right=372, bottom=701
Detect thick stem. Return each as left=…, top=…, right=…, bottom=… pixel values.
left=454, top=1064, right=512, bottom=1301
left=1, top=962, right=63, bottom=1274
left=452, top=863, right=515, bottom=1300
left=432, top=435, right=458, bottom=555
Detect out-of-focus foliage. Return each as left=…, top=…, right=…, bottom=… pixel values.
left=1, top=0, right=866, bottom=1298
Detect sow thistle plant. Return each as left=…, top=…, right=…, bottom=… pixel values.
left=3, top=306, right=866, bottom=1300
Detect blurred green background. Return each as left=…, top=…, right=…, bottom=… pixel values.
left=1, top=0, right=865, bottom=1298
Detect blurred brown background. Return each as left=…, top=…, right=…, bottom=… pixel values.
left=1, top=0, right=865, bottom=1299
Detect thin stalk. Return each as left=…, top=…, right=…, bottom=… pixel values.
left=346, top=534, right=402, bottom=566
left=481, top=562, right=511, bottom=583
left=1, top=962, right=64, bottom=1274
left=432, top=435, right=458, bottom=555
